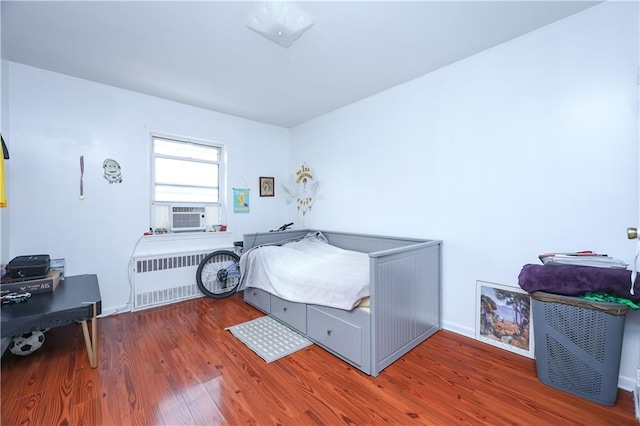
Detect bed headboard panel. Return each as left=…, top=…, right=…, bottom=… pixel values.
left=243, top=229, right=310, bottom=250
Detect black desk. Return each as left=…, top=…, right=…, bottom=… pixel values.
left=1, top=274, right=102, bottom=368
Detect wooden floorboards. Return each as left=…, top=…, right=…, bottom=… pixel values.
left=1, top=293, right=637, bottom=425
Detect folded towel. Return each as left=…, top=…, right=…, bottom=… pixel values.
left=518, top=264, right=640, bottom=302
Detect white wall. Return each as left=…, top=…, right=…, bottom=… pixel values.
left=6, top=63, right=290, bottom=314
left=290, top=2, right=640, bottom=390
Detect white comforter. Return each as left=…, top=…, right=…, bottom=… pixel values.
left=238, top=232, right=370, bottom=310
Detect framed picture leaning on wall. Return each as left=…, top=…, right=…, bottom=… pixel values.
left=476, top=280, right=534, bottom=358
left=260, top=177, right=275, bottom=197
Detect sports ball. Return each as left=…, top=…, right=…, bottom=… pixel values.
left=9, top=331, right=45, bottom=356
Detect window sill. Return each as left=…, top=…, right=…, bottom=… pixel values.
left=144, top=231, right=232, bottom=242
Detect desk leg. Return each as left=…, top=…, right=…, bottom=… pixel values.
left=81, top=302, right=98, bottom=368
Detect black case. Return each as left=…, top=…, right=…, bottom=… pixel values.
left=6, top=255, right=51, bottom=279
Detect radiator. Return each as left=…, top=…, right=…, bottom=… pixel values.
left=132, top=250, right=212, bottom=311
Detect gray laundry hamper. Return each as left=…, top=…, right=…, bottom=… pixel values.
left=531, top=291, right=629, bottom=406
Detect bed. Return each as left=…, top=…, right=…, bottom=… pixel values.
left=239, top=229, right=442, bottom=376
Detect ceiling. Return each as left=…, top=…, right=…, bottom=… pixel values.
left=1, top=1, right=600, bottom=128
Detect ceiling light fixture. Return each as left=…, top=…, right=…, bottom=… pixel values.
left=247, top=2, right=313, bottom=48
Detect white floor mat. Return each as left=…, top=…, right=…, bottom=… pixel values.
left=226, top=316, right=313, bottom=363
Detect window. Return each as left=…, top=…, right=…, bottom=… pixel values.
left=151, top=135, right=224, bottom=233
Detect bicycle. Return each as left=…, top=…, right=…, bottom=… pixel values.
left=196, top=222, right=294, bottom=299
left=196, top=250, right=241, bottom=299
left=270, top=222, right=293, bottom=232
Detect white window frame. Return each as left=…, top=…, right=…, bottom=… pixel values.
left=150, top=133, right=226, bottom=233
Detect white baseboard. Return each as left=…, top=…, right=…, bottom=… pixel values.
left=442, top=321, right=474, bottom=339
left=619, top=376, right=635, bottom=393
left=98, top=303, right=131, bottom=318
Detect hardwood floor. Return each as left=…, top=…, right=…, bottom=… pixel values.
left=1, top=293, right=637, bottom=425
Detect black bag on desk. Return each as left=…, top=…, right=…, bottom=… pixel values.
left=6, top=255, right=50, bottom=279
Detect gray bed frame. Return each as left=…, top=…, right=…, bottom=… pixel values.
left=242, top=229, right=442, bottom=376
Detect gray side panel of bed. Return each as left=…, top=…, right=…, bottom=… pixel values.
left=371, top=241, right=442, bottom=376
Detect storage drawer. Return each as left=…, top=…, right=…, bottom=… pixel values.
left=271, top=295, right=306, bottom=333
left=243, top=288, right=270, bottom=313
left=307, top=306, right=362, bottom=365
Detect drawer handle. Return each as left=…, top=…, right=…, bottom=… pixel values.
left=283, top=307, right=288, bottom=312
left=252, top=291, right=257, bottom=296
left=327, top=329, right=332, bottom=336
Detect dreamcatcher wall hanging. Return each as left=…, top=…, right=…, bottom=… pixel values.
left=283, top=163, right=319, bottom=217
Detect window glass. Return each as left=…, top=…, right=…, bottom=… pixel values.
left=154, top=138, right=219, bottom=162
left=154, top=158, right=219, bottom=190
left=154, top=186, right=219, bottom=203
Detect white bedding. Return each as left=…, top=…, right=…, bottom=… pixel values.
left=238, top=232, right=370, bottom=310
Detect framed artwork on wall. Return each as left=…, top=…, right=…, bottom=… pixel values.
left=233, top=188, right=250, bottom=213
left=476, top=280, right=534, bottom=358
left=260, top=177, right=275, bottom=197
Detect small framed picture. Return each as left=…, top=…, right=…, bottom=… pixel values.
left=259, top=177, right=275, bottom=197
left=476, top=280, right=534, bottom=358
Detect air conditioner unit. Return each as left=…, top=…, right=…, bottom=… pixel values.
left=171, top=206, right=206, bottom=232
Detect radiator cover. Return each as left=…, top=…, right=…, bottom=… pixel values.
left=132, top=251, right=211, bottom=311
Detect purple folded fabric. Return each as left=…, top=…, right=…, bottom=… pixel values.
left=518, top=264, right=640, bottom=302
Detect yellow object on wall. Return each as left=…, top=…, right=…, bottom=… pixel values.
left=0, top=154, right=6, bottom=208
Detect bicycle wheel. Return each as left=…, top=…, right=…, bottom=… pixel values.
left=196, top=250, right=241, bottom=299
